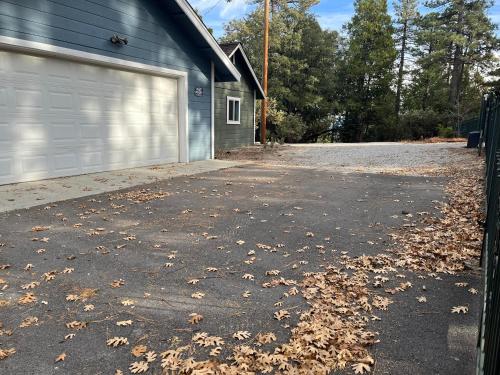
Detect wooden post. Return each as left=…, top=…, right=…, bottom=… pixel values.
left=260, top=0, right=270, bottom=144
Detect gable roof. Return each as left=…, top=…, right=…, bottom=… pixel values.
left=219, top=43, right=240, bottom=57
left=163, top=0, right=241, bottom=82
left=219, top=42, right=266, bottom=99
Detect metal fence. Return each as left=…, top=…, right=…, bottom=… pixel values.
left=477, top=91, right=500, bottom=375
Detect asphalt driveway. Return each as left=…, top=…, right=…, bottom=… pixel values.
left=0, top=144, right=483, bottom=375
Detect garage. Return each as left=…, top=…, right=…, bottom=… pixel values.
left=0, top=46, right=187, bottom=185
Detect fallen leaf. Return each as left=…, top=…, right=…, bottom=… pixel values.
left=191, top=292, right=205, bottom=299
left=106, top=337, right=129, bottom=347
left=116, top=320, right=133, bottom=327
left=188, top=313, right=203, bottom=325
left=352, top=362, right=371, bottom=374
left=233, top=331, right=251, bottom=340
left=18, top=293, right=37, bottom=305
left=274, top=310, right=290, bottom=321
left=129, top=361, right=148, bottom=374
left=451, top=306, right=468, bottom=314
left=131, top=345, right=147, bottom=357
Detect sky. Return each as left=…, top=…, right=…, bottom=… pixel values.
left=189, top=0, right=500, bottom=39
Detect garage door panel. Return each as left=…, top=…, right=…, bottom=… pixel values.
left=0, top=50, right=180, bottom=185
left=53, top=152, right=79, bottom=172
left=0, top=159, right=11, bottom=178
left=48, top=92, right=74, bottom=111
left=21, top=154, right=50, bottom=174
left=81, top=152, right=103, bottom=169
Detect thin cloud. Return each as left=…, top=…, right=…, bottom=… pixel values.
left=317, top=12, right=352, bottom=31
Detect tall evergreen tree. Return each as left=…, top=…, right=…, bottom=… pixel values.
left=426, top=0, right=497, bottom=121
left=394, top=0, right=419, bottom=117
left=338, top=0, right=397, bottom=141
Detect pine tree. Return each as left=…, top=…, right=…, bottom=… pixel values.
left=426, top=0, right=497, bottom=119
left=394, top=0, right=419, bottom=117
left=338, top=0, right=397, bottom=141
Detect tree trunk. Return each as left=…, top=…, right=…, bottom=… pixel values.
left=395, top=19, right=408, bottom=117
left=448, top=0, right=465, bottom=110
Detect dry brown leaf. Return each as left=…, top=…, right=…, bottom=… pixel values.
left=191, top=292, right=205, bottom=299
left=209, top=347, right=222, bottom=357
left=144, top=351, right=157, bottom=363
left=18, top=293, right=37, bottom=305
left=131, top=345, right=147, bottom=357
left=111, top=279, right=125, bottom=288
left=66, top=321, right=87, bottom=330
left=0, top=348, right=15, bottom=360
left=352, top=362, right=371, bottom=374
left=19, top=316, right=38, bottom=328
left=129, top=361, right=148, bottom=374
left=256, top=332, right=276, bottom=345
left=55, top=352, right=66, bottom=363
left=66, top=294, right=80, bottom=302
left=116, top=320, right=133, bottom=327
left=451, top=306, right=468, bottom=314
left=106, top=337, right=129, bottom=347
left=274, top=310, right=290, bottom=321
left=32, top=226, right=50, bottom=232
left=233, top=331, right=251, bottom=340
left=188, top=313, right=203, bottom=325
left=21, top=281, right=40, bottom=290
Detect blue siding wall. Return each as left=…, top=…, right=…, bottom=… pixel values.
left=0, top=0, right=212, bottom=161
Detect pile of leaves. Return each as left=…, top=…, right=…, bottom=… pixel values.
left=155, top=266, right=378, bottom=374
left=390, top=165, right=484, bottom=273
left=108, top=189, right=171, bottom=203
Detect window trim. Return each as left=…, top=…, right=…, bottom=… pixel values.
left=227, top=96, right=241, bottom=125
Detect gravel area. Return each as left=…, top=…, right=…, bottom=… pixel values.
left=219, top=142, right=473, bottom=175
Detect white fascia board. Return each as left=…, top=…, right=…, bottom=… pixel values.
left=174, top=0, right=241, bottom=82
left=229, top=44, right=266, bottom=99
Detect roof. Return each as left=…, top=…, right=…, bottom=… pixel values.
left=219, top=43, right=240, bottom=57
left=160, top=0, right=241, bottom=82
left=219, top=42, right=266, bottom=99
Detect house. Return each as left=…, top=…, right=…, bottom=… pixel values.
left=215, top=43, right=265, bottom=152
left=0, top=0, right=241, bottom=185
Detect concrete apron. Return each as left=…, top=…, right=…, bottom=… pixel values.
left=0, top=160, right=244, bottom=213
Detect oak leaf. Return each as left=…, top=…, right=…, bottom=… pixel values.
left=188, top=313, right=203, bottom=325
left=131, top=345, right=147, bottom=357
left=106, top=337, right=129, bottom=347
left=233, top=331, right=251, bottom=340
left=129, top=361, right=148, bottom=374
left=352, top=362, right=371, bottom=374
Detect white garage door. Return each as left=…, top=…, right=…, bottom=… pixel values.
left=0, top=50, right=179, bottom=185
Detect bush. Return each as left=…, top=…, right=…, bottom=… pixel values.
left=438, top=125, right=455, bottom=138
left=399, top=110, right=448, bottom=140
left=274, top=113, right=306, bottom=143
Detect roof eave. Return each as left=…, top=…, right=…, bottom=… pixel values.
left=229, top=45, right=266, bottom=99
left=172, top=0, right=241, bottom=82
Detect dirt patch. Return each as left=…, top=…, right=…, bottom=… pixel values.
left=215, top=144, right=286, bottom=161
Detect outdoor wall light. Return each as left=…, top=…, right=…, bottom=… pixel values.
left=110, top=34, right=128, bottom=45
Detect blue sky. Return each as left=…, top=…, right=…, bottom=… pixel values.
left=189, top=0, right=500, bottom=39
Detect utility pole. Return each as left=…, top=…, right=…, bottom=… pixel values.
left=260, top=0, right=270, bottom=144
